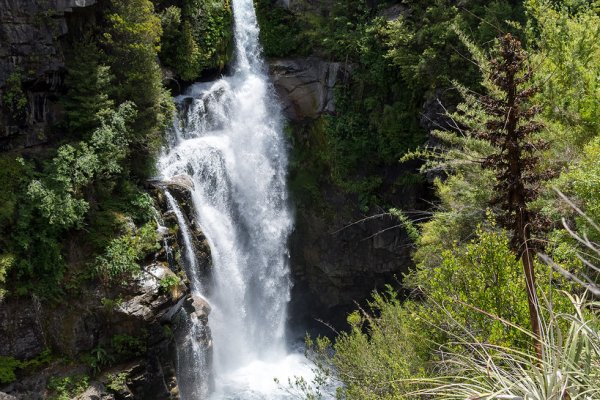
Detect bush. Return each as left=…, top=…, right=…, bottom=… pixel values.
left=0, top=356, right=20, bottom=384
left=95, top=222, right=159, bottom=283
left=160, top=0, right=233, bottom=80
left=47, top=375, right=89, bottom=400
left=1, top=70, right=28, bottom=121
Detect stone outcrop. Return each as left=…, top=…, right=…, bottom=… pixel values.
left=269, top=58, right=346, bottom=121
left=0, top=0, right=99, bottom=149
left=0, top=262, right=182, bottom=399
left=150, top=176, right=213, bottom=288
left=0, top=182, right=213, bottom=399
left=288, top=182, right=427, bottom=337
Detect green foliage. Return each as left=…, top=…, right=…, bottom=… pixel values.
left=0, top=356, right=20, bottom=384
left=105, top=0, right=173, bottom=175
left=111, top=333, right=147, bottom=359
left=0, top=155, right=29, bottom=298
left=160, top=0, right=233, bottom=80
left=82, top=346, right=114, bottom=374
left=307, top=289, right=429, bottom=400
left=410, top=226, right=535, bottom=347
left=27, top=102, right=135, bottom=229
left=255, top=0, right=304, bottom=57
left=413, top=170, right=495, bottom=270
left=413, top=294, right=600, bottom=399
left=159, top=274, right=181, bottom=292
left=48, top=375, right=90, bottom=400
left=555, top=136, right=600, bottom=244
left=62, top=40, right=114, bottom=135
left=0, top=254, right=14, bottom=299
left=385, top=1, right=524, bottom=93
left=95, top=222, right=159, bottom=283
left=1, top=69, right=28, bottom=120
left=101, top=296, right=123, bottom=311
left=161, top=7, right=203, bottom=80
left=527, top=0, right=600, bottom=147
left=389, top=208, right=420, bottom=243
left=189, top=0, right=233, bottom=72
left=106, top=372, right=128, bottom=392
left=0, top=349, right=53, bottom=384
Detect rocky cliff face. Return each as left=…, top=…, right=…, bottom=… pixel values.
left=288, top=175, right=427, bottom=337
left=270, top=58, right=347, bottom=121
left=267, top=55, right=428, bottom=336
left=0, top=180, right=212, bottom=399
left=0, top=0, right=98, bottom=149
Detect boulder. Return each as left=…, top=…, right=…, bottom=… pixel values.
left=185, top=295, right=211, bottom=320
left=269, top=58, right=346, bottom=120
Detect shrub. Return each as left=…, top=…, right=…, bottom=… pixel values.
left=159, top=274, right=181, bottom=292
left=95, top=222, right=159, bottom=283
left=47, top=375, right=89, bottom=400
left=1, top=70, right=28, bottom=120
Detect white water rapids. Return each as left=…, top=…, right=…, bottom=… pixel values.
left=157, top=0, right=316, bottom=398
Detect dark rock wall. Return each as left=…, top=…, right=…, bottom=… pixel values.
left=268, top=57, right=427, bottom=336
left=0, top=0, right=99, bottom=149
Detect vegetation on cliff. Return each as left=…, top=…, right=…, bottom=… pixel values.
left=284, top=0, right=600, bottom=398
left=0, top=0, right=598, bottom=396
left=0, top=0, right=230, bottom=386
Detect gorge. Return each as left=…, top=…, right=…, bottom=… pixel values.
left=2, top=0, right=598, bottom=399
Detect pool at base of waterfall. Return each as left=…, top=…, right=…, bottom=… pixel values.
left=209, top=353, right=319, bottom=400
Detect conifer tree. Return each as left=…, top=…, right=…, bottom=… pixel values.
left=62, top=41, right=114, bottom=136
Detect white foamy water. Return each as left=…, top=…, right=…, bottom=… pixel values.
left=157, top=0, right=318, bottom=398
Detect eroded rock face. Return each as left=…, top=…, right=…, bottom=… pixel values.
left=269, top=58, right=345, bottom=120
left=0, top=297, right=46, bottom=360
left=289, top=204, right=414, bottom=337
left=0, top=0, right=98, bottom=148
left=0, top=194, right=214, bottom=399
left=0, top=263, right=183, bottom=399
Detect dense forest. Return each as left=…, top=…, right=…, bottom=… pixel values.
left=0, top=0, right=598, bottom=398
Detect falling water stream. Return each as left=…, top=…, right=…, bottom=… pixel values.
left=158, top=0, right=316, bottom=398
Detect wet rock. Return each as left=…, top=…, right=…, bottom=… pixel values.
left=0, top=297, right=45, bottom=360
left=149, top=177, right=213, bottom=288
left=185, top=295, right=211, bottom=321
left=117, top=263, right=186, bottom=323
left=164, top=175, right=195, bottom=198
left=269, top=58, right=346, bottom=120
left=0, top=392, right=17, bottom=400
left=288, top=183, right=427, bottom=337
left=75, top=382, right=113, bottom=400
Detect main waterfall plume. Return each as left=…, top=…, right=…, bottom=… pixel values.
left=158, top=0, right=314, bottom=398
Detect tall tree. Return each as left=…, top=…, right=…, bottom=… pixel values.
left=476, top=33, right=550, bottom=357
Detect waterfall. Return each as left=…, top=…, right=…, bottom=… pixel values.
left=165, top=191, right=202, bottom=293
left=158, top=0, right=315, bottom=398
